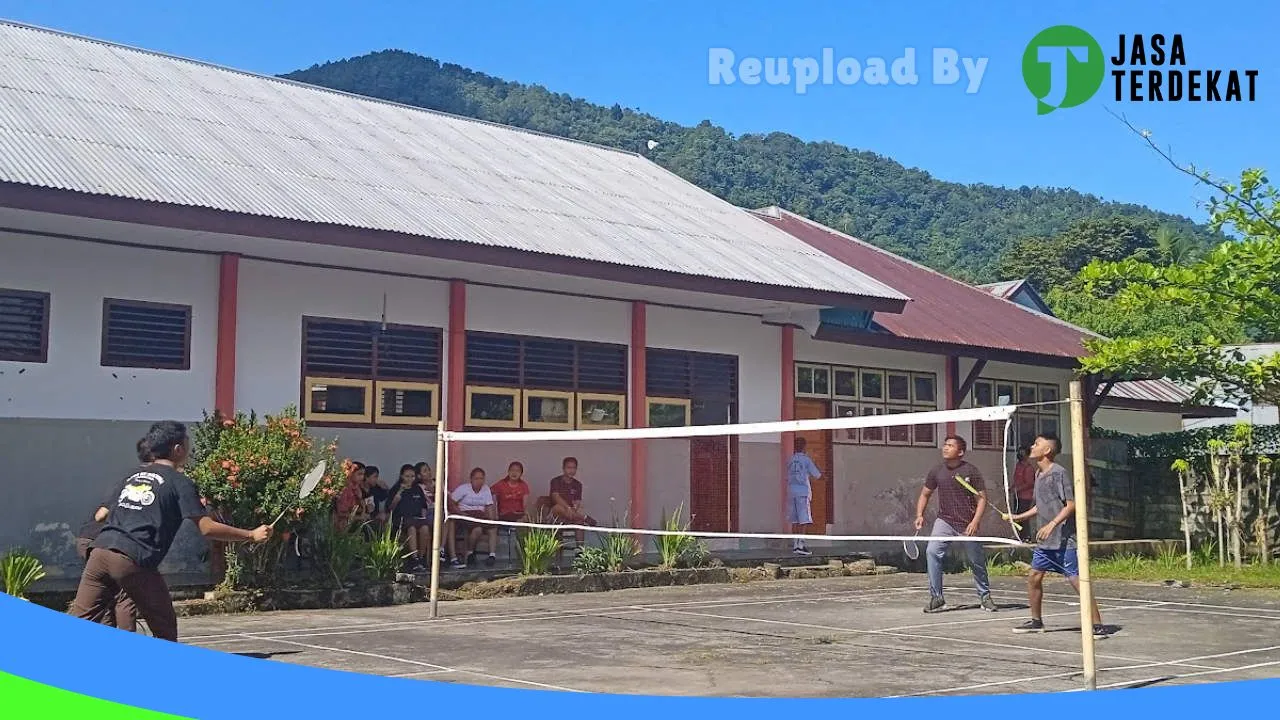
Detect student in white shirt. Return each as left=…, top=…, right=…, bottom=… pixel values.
left=448, top=467, right=498, bottom=568
left=786, top=437, right=822, bottom=555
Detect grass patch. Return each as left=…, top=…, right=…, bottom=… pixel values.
left=982, top=551, right=1280, bottom=589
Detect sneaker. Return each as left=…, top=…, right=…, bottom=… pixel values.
left=923, top=596, right=946, bottom=613
left=450, top=558, right=464, bottom=568
left=793, top=547, right=812, bottom=556
left=980, top=595, right=998, bottom=612
left=1091, top=624, right=1110, bottom=639
left=485, top=553, right=496, bottom=567
left=1012, top=619, right=1045, bottom=634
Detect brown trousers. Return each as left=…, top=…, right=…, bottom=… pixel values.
left=69, top=548, right=177, bottom=641
left=75, top=538, right=138, bottom=633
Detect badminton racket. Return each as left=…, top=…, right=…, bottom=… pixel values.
left=248, top=461, right=326, bottom=553
left=903, top=528, right=920, bottom=560
left=952, top=473, right=1022, bottom=532
left=268, top=460, right=327, bottom=528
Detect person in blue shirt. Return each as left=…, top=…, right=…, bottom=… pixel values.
left=786, top=436, right=822, bottom=556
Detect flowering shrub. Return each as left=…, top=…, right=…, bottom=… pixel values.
left=189, top=406, right=347, bottom=587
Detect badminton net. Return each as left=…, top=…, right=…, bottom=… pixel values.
left=432, top=403, right=1042, bottom=559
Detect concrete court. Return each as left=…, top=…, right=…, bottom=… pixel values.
left=178, top=574, right=1280, bottom=698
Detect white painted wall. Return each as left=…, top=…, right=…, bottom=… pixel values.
left=0, top=231, right=217, bottom=421
left=1094, top=407, right=1184, bottom=436
left=234, top=259, right=450, bottom=415
left=646, top=305, right=781, bottom=430
left=466, top=285, right=630, bottom=344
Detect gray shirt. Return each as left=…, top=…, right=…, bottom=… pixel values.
left=1034, top=462, right=1076, bottom=550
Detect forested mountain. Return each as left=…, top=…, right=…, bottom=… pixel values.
left=281, top=50, right=1219, bottom=282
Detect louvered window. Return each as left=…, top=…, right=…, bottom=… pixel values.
left=302, top=317, right=441, bottom=426
left=101, top=299, right=191, bottom=370
left=645, top=348, right=738, bottom=428
left=0, top=289, right=50, bottom=363
left=463, top=332, right=628, bottom=430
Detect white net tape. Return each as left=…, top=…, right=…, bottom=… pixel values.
left=434, top=402, right=1058, bottom=547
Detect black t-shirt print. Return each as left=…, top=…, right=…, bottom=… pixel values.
left=92, top=464, right=207, bottom=569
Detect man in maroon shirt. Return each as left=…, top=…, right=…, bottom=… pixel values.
left=1011, top=447, right=1037, bottom=541
left=549, top=457, right=596, bottom=546
left=914, top=435, right=996, bottom=614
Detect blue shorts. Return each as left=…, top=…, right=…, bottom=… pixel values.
left=787, top=495, right=812, bottom=525
left=1031, top=547, right=1079, bottom=577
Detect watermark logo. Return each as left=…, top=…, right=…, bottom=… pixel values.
left=1023, top=28, right=1259, bottom=114
left=708, top=48, right=988, bottom=95
left=1021, top=25, right=1105, bottom=115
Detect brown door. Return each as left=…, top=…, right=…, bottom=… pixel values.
left=689, top=399, right=739, bottom=533
left=794, top=398, right=833, bottom=533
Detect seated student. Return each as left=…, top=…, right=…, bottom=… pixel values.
left=549, top=457, right=596, bottom=546
left=415, top=461, right=445, bottom=561
left=389, top=463, right=431, bottom=573
left=448, top=467, right=498, bottom=568
left=492, top=461, right=531, bottom=523
left=334, top=461, right=367, bottom=530
left=362, top=464, right=392, bottom=529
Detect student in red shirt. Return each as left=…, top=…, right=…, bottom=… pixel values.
left=1012, top=447, right=1037, bottom=541
left=492, top=461, right=531, bottom=523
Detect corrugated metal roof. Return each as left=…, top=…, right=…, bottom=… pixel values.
left=977, top=280, right=1024, bottom=299
left=754, top=207, right=1096, bottom=359
left=1108, top=378, right=1194, bottom=404
left=0, top=21, right=907, bottom=306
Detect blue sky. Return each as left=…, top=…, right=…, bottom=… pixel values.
left=1, top=0, right=1274, bottom=222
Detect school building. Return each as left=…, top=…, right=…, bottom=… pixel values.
left=0, top=22, right=1222, bottom=581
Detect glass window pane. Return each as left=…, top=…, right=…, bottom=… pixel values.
left=1040, top=415, right=1060, bottom=439
left=796, top=366, right=814, bottom=395
left=812, top=367, right=830, bottom=396
left=860, top=405, right=885, bottom=443
left=861, top=371, right=884, bottom=400
left=974, top=381, right=993, bottom=406
left=379, top=386, right=433, bottom=419
left=996, top=382, right=1015, bottom=406
left=1018, top=384, right=1038, bottom=405
left=1017, top=414, right=1039, bottom=450
left=470, top=392, right=516, bottom=422
left=833, top=369, right=857, bottom=398
left=649, top=402, right=688, bottom=428
left=309, top=382, right=367, bottom=416
left=913, top=375, right=936, bottom=404
left=833, top=402, right=859, bottom=443
left=914, top=422, right=936, bottom=447
left=527, top=394, right=571, bottom=424
left=887, top=406, right=911, bottom=444
left=887, top=373, right=910, bottom=401
left=1040, top=384, right=1060, bottom=407
left=580, top=397, right=622, bottom=427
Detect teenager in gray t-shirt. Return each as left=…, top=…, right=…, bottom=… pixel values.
left=1005, top=432, right=1108, bottom=638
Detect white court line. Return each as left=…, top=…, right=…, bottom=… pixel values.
left=1035, top=588, right=1280, bottom=615
left=647, top=607, right=1200, bottom=667
left=245, top=634, right=583, bottom=693
left=1088, top=659, right=1280, bottom=691
left=183, top=585, right=921, bottom=644
left=888, top=644, right=1280, bottom=698
left=387, top=669, right=456, bottom=679
left=880, top=602, right=1167, bottom=633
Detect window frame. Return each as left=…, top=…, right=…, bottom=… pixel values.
left=970, top=377, right=1064, bottom=450
left=0, top=288, right=50, bottom=364
left=465, top=385, right=522, bottom=429
left=578, top=392, right=626, bottom=430
left=647, top=396, right=692, bottom=428
left=799, top=361, right=938, bottom=447
left=100, top=298, right=192, bottom=371
left=300, top=316, right=442, bottom=428
left=795, top=362, right=832, bottom=399
left=304, top=376, right=374, bottom=424
left=523, top=388, right=576, bottom=430
left=373, top=380, right=440, bottom=427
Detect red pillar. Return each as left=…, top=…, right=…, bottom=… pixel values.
left=629, top=301, right=647, bottom=529
left=446, top=280, right=467, bottom=490
left=214, top=253, right=239, bottom=418
left=779, top=325, right=795, bottom=531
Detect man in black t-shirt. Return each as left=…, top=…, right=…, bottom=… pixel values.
left=69, top=421, right=272, bottom=642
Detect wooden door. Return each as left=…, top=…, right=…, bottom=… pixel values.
left=689, top=398, right=739, bottom=533
left=794, top=398, right=833, bottom=533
